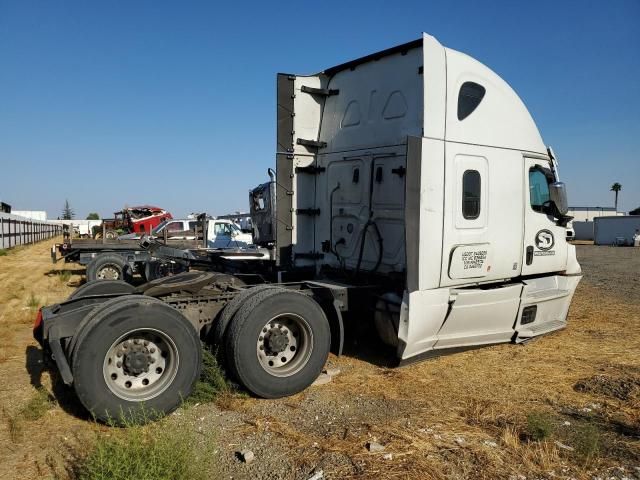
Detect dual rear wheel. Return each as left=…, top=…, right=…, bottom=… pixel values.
left=223, top=288, right=331, bottom=398
left=70, top=286, right=331, bottom=424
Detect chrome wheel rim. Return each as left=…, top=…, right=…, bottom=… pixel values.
left=256, top=313, right=313, bottom=377
left=97, top=265, right=121, bottom=280
left=103, top=328, right=179, bottom=401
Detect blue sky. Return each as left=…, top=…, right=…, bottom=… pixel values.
left=1, top=0, right=638, bottom=219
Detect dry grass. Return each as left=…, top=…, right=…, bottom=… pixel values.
left=0, top=238, right=84, bottom=478
left=0, top=238, right=80, bottom=363
left=5, top=388, right=56, bottom=442
left=218, top=280, right=640, bottom=479
left=0, top=239, right=638, bottom=479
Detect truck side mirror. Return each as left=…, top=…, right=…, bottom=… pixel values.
left=549, top=182, right=569, bottom=215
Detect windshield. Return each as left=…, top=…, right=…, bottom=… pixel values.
left=151, top=220, right=168, bottom=235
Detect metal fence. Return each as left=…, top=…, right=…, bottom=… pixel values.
left=0, top=213, right=63, bottom=249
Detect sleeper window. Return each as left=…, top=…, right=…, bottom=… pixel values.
left=457, top=82, right=486, bottom=120
left=462, top=170, right=481, bottom=219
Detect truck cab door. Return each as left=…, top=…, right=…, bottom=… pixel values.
left=210, top=222, right=232, bottom=248
left=521, top=157, right=568, bottom=275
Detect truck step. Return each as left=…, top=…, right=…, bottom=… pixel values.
left=516, top=319, right=566, bottom=341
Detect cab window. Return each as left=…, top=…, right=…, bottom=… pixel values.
left=529, top=168, right=551, bottom=213
left=462, top=170, right=481, bottom=219
left=252, top=193, right=266, bottom=211
left=213, top=223, right=233, bottom=235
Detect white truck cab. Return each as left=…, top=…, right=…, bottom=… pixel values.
left=208, top=219, right=253, bottom=249
left=268, top=33, right=582, bottom=361
left=151, top=218, right=253, bottom=249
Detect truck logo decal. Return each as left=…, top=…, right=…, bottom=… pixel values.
left=535, top=229, right=554, bottom=251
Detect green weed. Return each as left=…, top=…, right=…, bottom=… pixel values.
left=74, top=420, right=211, bottom=480
left=6, top=411, right=22, bottom=442
left=526, top=411, right=555, bottom=441
left=58, top=270, right=72, bottom=283
left=188, top=346, right=229, bottom=405
left=572, top=422, right=600, bottom=462
left=26, top=292, right=41, bottom=310
left=6, top=388, right=55, bottom=442
left=20, top=387, right=55, bottom=421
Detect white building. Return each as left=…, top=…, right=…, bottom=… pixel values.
left=568, top=207, right=626, bottom=241
left=12, top=210, right=48, bottom=221
left=594, top=216, right=640, bottom=246
left=567, top=206, right=622, bottom=222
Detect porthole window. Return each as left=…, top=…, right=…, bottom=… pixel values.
left=462, top=170, right=481, bottom=219
left=457, top=82, right=486, bottom=120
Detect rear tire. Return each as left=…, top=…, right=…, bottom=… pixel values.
left=225, top=289, right=330, bottom=398
left=68, top=280, right=136, bottom=300
left=210, top=284, right=278, bottom=348
left=86, top=254, right=133, bottom=284
left=144, top=260, right=187, bottom=282
left=71, top=296, right=201, bottom=424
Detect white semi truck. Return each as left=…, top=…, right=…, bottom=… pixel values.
left=35, top=34, right=581, bottom=423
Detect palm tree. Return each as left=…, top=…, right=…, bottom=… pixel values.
left=610, top=183, right=622, bottom=211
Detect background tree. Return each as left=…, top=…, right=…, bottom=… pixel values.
left=86, top=212, right=100, bottom=220
left=610, top=182, right=622, bottom=211
left=630, top=206, right=640, bottom=216
left=62, top=199, right=75, bottom=220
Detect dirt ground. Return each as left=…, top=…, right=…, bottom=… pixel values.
left=573, top=244, right=639, bottom=304
left=0, top=240, right=638, bottom=480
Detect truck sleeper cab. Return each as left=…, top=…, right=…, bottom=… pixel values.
left=35, top=34, right=581, bottom=424
left=273, top=33, right=581, bottom=359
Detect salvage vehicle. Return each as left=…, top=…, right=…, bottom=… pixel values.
left=98, top=205, right=172, bottom=239
left=119, top=218, right=253, bottom=248
left=53, top=218, right=254, bottom=282
left=35, top=34, right=581, bottom=423
left=116, top=219, right=201, bottom=241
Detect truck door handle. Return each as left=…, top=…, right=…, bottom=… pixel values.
left=526, top=246, right=534, bottom=265
left=391, top=166, right=406, bottom=178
